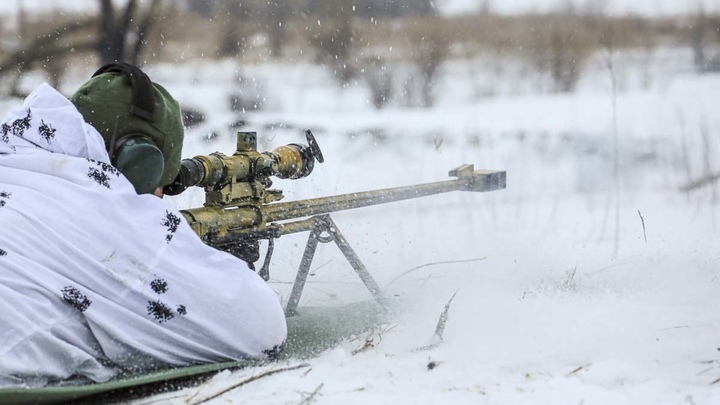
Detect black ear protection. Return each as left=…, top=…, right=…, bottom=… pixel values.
left=92, top=62, right=165, bottom=195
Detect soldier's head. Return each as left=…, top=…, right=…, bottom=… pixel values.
left=70, top=63, right=184, bottom=196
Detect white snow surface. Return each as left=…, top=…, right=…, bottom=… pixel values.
left=133, top=55, right=719, bottom=403
left=2, top=45, right=720, bottom=405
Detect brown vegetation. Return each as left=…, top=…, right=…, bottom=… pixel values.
left=0, top=3, right=718, bottom=98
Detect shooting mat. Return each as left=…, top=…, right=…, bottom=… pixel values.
left=0, top=301, right=388, bottom=405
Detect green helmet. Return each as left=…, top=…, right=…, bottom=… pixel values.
left=70, top=64, right=184, bottom=191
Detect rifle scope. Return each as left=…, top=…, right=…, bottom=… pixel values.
left=164, top=130, right=323, bottom=196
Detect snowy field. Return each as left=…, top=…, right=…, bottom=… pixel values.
left=1, top=8, right=720, bottom=405
left=50, top=49, right=717, bottom=404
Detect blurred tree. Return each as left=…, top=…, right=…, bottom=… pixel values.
left=407, top=18, right=450, bottom=107
left=217, top=0, right=292, bottom=60
left=354, top=0, right=434, bottom=18
left=98, top=0, right=163, bottom=65
left=266, top=1, right=289, bottom=58
left=526, top=15, right=593, bottom=93
left=185, top=0, right=218, bottom=17
left=549, top=26, right=587, bottom=92
left=0, top=0, right=163, bottom=95
left=688, top=6, right=720, bottom=73
left=362, top=56, right=394, bottom=109
left=415, top=35, right=448, bottom=107
left=308, top=0, right=356, bottom=85
left=478, top=0, right=492, bottom=16
left=218, top=0, right=250, bottom=58
left=0, top=18, right=95, bottom=95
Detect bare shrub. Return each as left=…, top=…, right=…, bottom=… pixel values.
left=266, top=1, right=289, bottom=58
left=228, top=76, right=266, bottom=112
left=687, top=7, right=720, bottom=72
left=181, top=107, right=206, bottom=129
left=0, top=0, right=169, bottom=95
left=406, top=17, right=450, bottom=107
left=2, top=4, right=707, bottom=97
left=217, top=1, right=252, bottom=58
left=96, top=0, right=163, bottom=65
left=306, top=0, right=356, bottom=86
left=0, top=16, right=96, bottom=96
left=401, top=73, right=416, bottom=107
left=361, top=56, right=394, bottom=109
left=417, top=37, right=449, bottom=107
left=525, top=15, right=594, bottom=93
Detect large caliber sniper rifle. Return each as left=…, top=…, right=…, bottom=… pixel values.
left=164, top=131, right=506, bottom=315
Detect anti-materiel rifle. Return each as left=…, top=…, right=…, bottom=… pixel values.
left=164, top=131, right=506, bottom=315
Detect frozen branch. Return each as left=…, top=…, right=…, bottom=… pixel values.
left=188, top=363, right=310, bottom=405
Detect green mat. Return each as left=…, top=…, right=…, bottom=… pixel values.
left=0, top=302, right=388, bottom=405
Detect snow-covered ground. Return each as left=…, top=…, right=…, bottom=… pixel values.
left=63, top=48, right=717, bottom=404
left=1, top=17, right=719, bottom=405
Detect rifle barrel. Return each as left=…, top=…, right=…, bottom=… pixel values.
left=264, top=167, right=504, bottom=222
left=181, top=166, right=505, bottom=240
left=266, top=178, right=462, bottom=222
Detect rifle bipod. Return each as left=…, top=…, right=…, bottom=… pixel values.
left=274, top=214, right=390, bottom=316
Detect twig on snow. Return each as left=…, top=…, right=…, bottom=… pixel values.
left=384, top=258, right=486, bottom=289
left=187, top=363, right=310, bottom=405
left=351, top=323, right=396, bottom=355
left=568, top=365, right=588, bottom=375
left=680, top=172, right=720, bottom=192
left=696, top=366, right=714, bottom=376
left=638, top=210, right=647, bottom=243
left=297, top=383, right=324, bottom=405
left=351, top=338, right=374, bottom=356
left=562, top=264, right=578, bottom=290
left=132, top=393, right=189, bottom=405
left=414, top=290, right=459, bottom=351
left=432, top=290, right=459, bottom=343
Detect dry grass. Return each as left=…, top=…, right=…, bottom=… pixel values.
left=4, top=9, right=717, bottom=64
left=0, top=8, right=718, bottom=91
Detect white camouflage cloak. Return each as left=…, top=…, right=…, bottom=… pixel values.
left=0, top=84, right=287, bottom=387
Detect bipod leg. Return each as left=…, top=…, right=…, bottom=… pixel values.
left=285, top=215, right=389, bottom=316
left=320, top=215, right=389, bottom=311
left=285, top=225, right=322, bottom=316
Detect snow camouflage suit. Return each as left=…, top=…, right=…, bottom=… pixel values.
left=0, top=84, right=287, bottom=387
